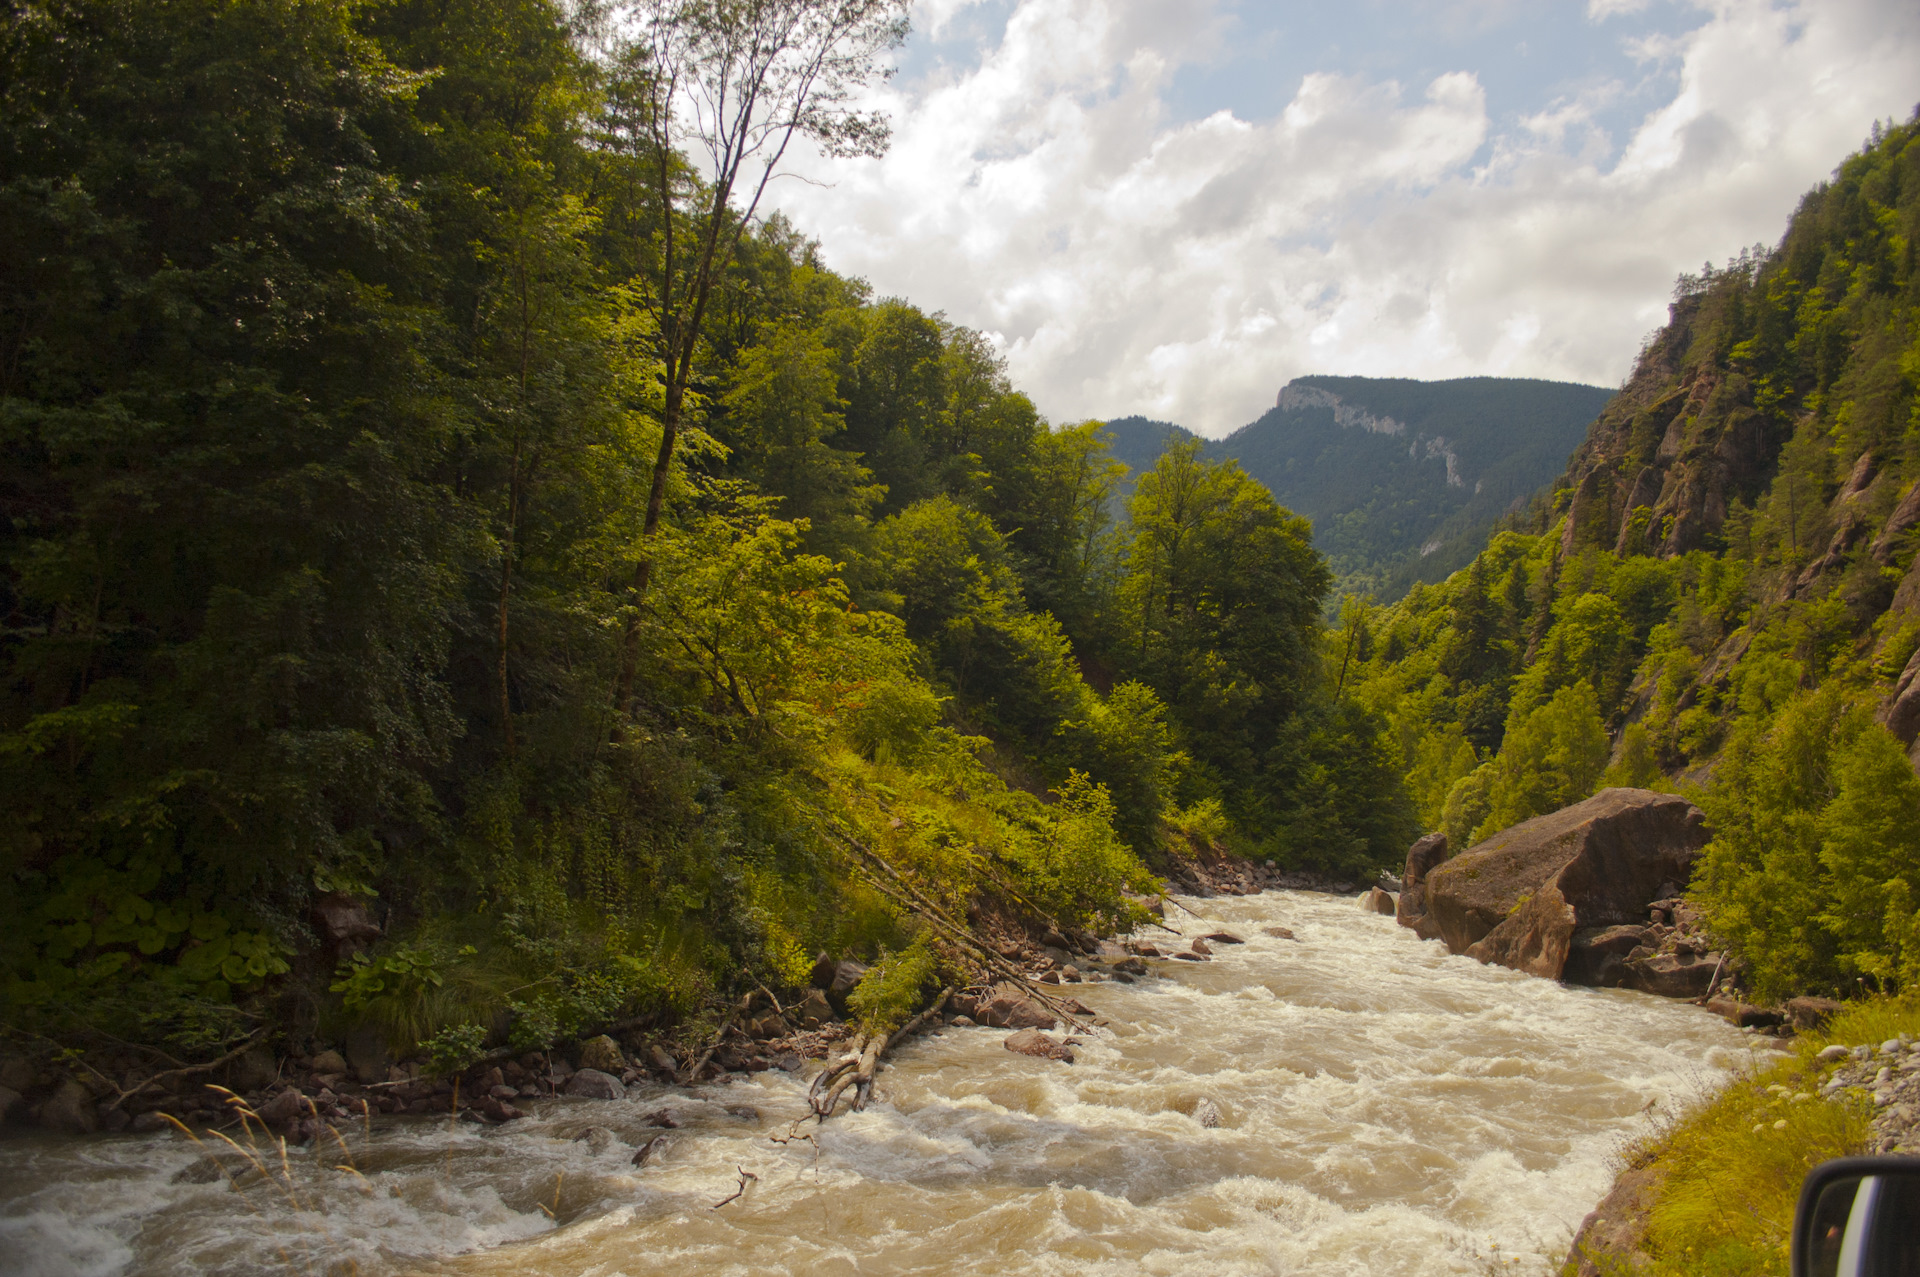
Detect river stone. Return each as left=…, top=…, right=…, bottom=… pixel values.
left=1362, top=887, right=1396, bottom=915
left=1561, top=924, right=1651, bottom=986
left=229, top=1046, right=278, bottom=1093
left=794, top=989, right=835, bottom=1027
left=1625, top=954, right=1720, bottom=1000
left=573, top=1125, right=619, bottom=1153
left=1192, top=1097, right=1222, bottom=1128
left=1111, top=956, right=1148, bottom=976
left=1788, top=996, right=1844, bottom=1032
left=310, top=1049, right=348, bottom=1076
left=578, top=1035, right=624, bottom=1074
left=646, top=1045, right=678, bottom=1075
left=1425, top=788, right=1708, bottom=982
left=257, top=1086, right=305, bottom=1133
left=1190, top=938, right=1212, bottom=955
left=563, top=1068, right=625, bottom=1100
left=1002, top=1029, right=1073, bottom=1062
left=41, top=1079, right=99, bottom=1134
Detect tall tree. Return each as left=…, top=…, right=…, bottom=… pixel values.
left=604, top=0, right=909, bottom=720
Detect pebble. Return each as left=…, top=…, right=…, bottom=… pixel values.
left=1883, top=1040, right=1904, bottom=1054
left=1876, top=1068, right=1893, bottom=1087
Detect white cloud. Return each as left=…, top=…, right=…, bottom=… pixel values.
left=771, top=0, right=1920, bottom=436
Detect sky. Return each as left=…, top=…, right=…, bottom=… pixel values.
left=764, top=0, right=1920, bottom=437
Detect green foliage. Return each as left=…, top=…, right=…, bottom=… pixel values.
left=422, top=1023, right=488, bottom=1077
left=846, top=936, right=937, bottom=1032
left=1474, top=681, right=1610, bottom=841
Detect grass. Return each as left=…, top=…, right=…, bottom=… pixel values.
left=1577, top=996, right=1920, bottom=1276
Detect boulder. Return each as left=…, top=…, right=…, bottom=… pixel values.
left=808, top=951, right=837, bottom=989
left=1565, top=1163, right=1665, bottom=1276
left=825, top=961, right=869, bottom=1012
left=0, top=1085, right=22, bottom=1125
left=952, top=982, right=1057, bottom=1030
left=563, top=1068, right=625, bottom=1101
left=573, top=1125, right=618, bottom=1153
left=1111, top=956, right=1148, bottom=976
left=1424, top=789, right=1709, bottom=984
left=1562, top=925, right=1651, bottom=987
left=1198, top=932, right=1244, bottom=944
left=310, top=892, right=382, bottom=961
left=1702, top=999, right=1783, bottom=1028
left=229, top=1046, right=278, bottom=1094
left=793, top=989, right=835, bottom=1027
left=1787, top=996, right=1845, bottom=1033
left=345, top=1024, right=391, bottom=1085
left=1190, top=938, right=1212, bottom=955
left=1261, top=926, right=1297, bottom=941
left=646, top=1045, right=678, bottom=1075
left=1623, top=953, right=1720, bottom=1000
left=1362, top=887, right=1396, bottom=915
left=310, top=1049, right=348, bottom=1076
left=1002, top=1029, right=1073, bottom=1062
left=256, top=1087, right=306, bottom=1133
left=746, top=1013, right=791, bottom=1041
left=1395, top=832, right=1450, bottom=936
left=40, top=1080, right=99, bottom=1134
left=578, top=1035, right=624, bottom=1074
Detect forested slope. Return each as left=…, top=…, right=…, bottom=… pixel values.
left=0, top=0, right=1410, bottom=1066
left=1352, top=114, right=1920, bottom=1003
left=1106, top=374, right=1612, bottom=604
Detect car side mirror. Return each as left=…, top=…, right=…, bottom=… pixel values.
left=1794, top=1157, right=1920, bottom=1277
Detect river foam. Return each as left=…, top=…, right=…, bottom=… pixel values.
left=0, top=890, right=1769, bottom=1276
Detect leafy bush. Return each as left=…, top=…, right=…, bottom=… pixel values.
left=846, top=936, right=937, bottom=1031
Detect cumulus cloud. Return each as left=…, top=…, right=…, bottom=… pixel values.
left=770, top=0, right=1920, bottom=435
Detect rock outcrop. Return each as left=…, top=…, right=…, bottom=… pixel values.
left=1423, top=789, right=1709, bottom=984
left=1394, top=832, right=1449, bottom=939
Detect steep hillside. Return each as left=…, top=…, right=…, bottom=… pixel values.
left=1352, top=112, right=1920, bottom=1010
left=1106, top=375, right=1614, bottom=601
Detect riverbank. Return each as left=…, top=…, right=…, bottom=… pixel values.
left=0, top=889, right=1756, bottom=1277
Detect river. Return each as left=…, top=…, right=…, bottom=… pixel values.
left=0, top=890, right=1765, bottom=1277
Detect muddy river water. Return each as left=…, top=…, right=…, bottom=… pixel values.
left=0, top=890, right=1767, bottom=1277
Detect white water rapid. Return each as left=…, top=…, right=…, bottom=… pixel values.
left=0, top=891, right=1768, bottom=1277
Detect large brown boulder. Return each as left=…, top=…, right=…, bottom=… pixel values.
left=952, top=982, right=1056, bottom=1030
left=1423, top=789, right=1708, bottom=982
left=1394, top=832, right=1449, bottom=938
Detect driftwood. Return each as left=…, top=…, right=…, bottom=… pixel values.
left=711, top=1164, right=758, bottom=1209
left=827, top=829, right=1093, bottom=1032
left=680, top=1009, right=740, bottom=1084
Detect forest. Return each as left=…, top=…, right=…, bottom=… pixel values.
left=1347, top=113, right=1920, bottom=1005
left=0, top=0, right=1410, bottom=1066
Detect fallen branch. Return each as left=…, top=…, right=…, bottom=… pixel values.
left=826, top=829, right=1092, bottom=1031
left=711, top=1164, right=758, bottom=1209
left=680, top=1008, right=740, bottom=1085
left=115, top=1029, right=272, bottom=1106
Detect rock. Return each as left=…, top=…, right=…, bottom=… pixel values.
left=1127, top=941, right=1161, bottom=957
left=793, top=989, right=835, bottom=1027
left=1702, top=999, right=1784, bottom=1028
left=1199, top=932, right=1244, bottom=944
left=633, top=1135, right=667, bottom=1166
left=41, top=1080, right=99, bottom=1134
left=345, top=1024, right=391, bottom=1085
left=130, top=1111, right=172, bottom=1134
left=578, top=1035, right=624, bottom=1074
left=1192, top=1097, right=1222, bottom=1128
left=949, top=1016, right=977, bottom=1027
left=172, top=1156, right=229, bottom=1185
left=1425, top=789, right=1709, bottom=984
left=808, top=951, right=837, bottom=989
left=479, top=1096, right=523, bottom=1122
left=1564, top=1162, right=1665, bottom=1276
left=1870, top=479, right=1920, bottom=566
left=310, top=1049, right=348, bottom=1076
left=310, top=892, right=383, bottom=961
left=229, top=1046, right=278, bottom=1094
left=0, top=1055, right=35, bottom=1093
left=1818, top=1044, right=1852, bottom=1063
left=563, top=1068, right=625, bottom=1101
left=647, top=1045, right=678, bottom=1075
left=1002, top=1029, right=1074, bottom=1062
left=256, top=1087, right=305, bottom=1133
left=1190, top=939, right=1212, bottom=955
left=1261, top=926, right=1297, bottom=941
left=1562, top=925, right=1652, bottom=986
left=640, top=1108, right=682, bottom=1128
left=772, top=1052, right=803, bottom=1073
left=724, top=1104, right=759, bottom=1121
left=952, top=983, right=1057, bottom=1030
left=1394, top=832, right=1451, bottom=931
left=1788, top=996, right=1845, bottom=1033
left=826, top=961, right=869, bottom=1011
left=0, top=1085, right=21, bottom=1125
left=489, top=1084, right=518, bottom=1101
left=97, top=1103, right=131, bottom=1133
left=1172, top=952, right=1207, bottom=962
left=1362, top=887, right=1397, bottom=915
left=1622, top=953, right=1720, bottom=1000
left=1111, top=956, right=1148, bottom=976
left=573, top=1125, right=618, bottom=1153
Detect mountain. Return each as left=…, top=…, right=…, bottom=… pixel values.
left=1106, top=375, right=1616, bottom=602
